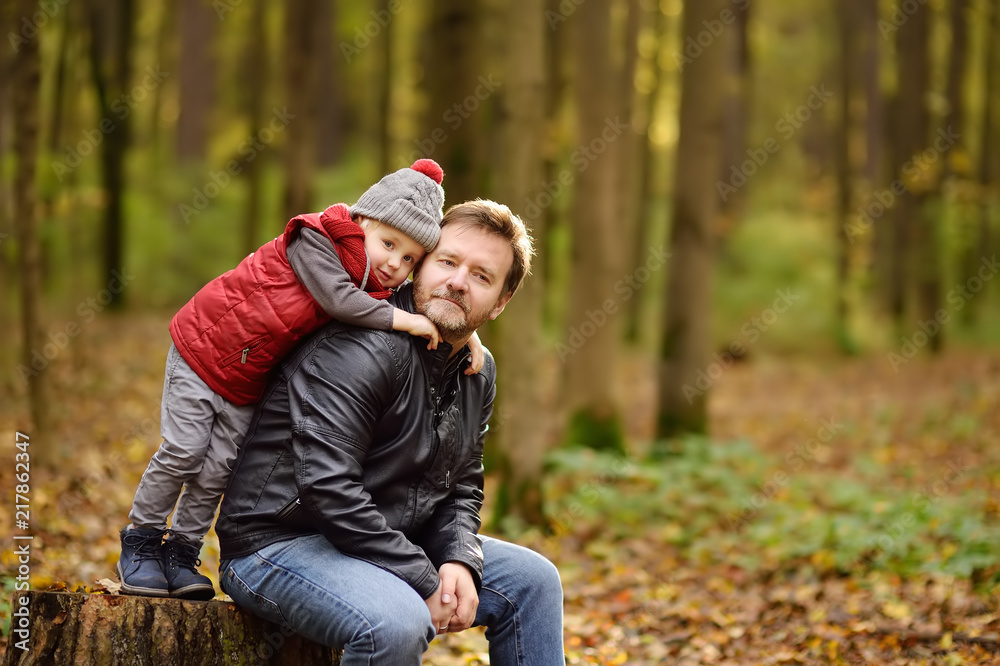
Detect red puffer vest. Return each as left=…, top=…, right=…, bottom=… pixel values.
left=169, top=204, right=385, bottom=406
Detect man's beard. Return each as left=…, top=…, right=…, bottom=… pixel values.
left=414, top=285, right=494, bottom=343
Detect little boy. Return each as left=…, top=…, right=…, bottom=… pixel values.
left=117, top=159, right=482, bottom=600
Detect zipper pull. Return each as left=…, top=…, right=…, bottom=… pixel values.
left=445, top=470, right=450, bottom=489
left=241, top=347, right=249, bottom=364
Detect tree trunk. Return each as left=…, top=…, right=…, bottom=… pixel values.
left=895, top=0, right=939, bottom=349
left=564, top=0, right=624, bottom=451
left=12, top=0, right=50, bottom=448
left=315, top=0, right=342, bottom=167
left=615, top=0, right=642, bottom=286
left=835, top=0, right=857, bottom=353
left=0, top=3, right=16, bottom=393
left=860, top=0, right=887, bottom=296
left=491, top=0, right=548, bottom=529
left=85, top=0, right=135, bottom=310
left=377, top=0, right=394, bottom=174
left=242, top=0, right=267, bottom=257
left=969, top=0, right=999, bottom=323
left=716, top=0, right=751, bottom=241
left=422, top=0, right=484, bottom=207
left=177, top=0, right=217, bottom=162
left=655, top=0, right=730, bottom=439
left=3, top=591, right=341, bottom=665
left=282, top=0, right=323, bottom=220
left=626, top=1, right=668, bottom=346
left=538, top=0, right=570, bottom=329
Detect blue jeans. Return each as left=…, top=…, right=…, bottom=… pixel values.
left=220, top=534, right=565, bottom=666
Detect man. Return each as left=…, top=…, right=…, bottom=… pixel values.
left=216, top=200, right=565, bottom=665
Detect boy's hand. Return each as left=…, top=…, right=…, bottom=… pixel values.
left=464, top=331, right=484, bottom=375
left=393, top=309, right=442, bottom=350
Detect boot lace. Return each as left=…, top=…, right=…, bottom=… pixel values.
left=123, top=528, right=167, bottom=563
left=165, top=534, right=203, bottom=572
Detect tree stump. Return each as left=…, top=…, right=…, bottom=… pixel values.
left=4, top=591, right=342, bottom=666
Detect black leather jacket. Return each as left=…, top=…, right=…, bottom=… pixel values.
left=216, top=285, right=491, bottom=599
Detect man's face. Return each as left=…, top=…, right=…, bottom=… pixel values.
left=413, top=220, right=514, bottom=342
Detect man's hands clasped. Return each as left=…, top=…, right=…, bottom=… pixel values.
left=426, top=562, right=479, bottom=635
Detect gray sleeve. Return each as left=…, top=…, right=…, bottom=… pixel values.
left=287, top=228, right=395, bottom=330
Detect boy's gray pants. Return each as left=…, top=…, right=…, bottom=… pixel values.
left=129, top=343, right=255, bottom=542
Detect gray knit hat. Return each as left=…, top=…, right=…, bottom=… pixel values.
left=349, top=159, right=445, bottom=252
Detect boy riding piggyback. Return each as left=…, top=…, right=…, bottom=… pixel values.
left=117, top=159, right=484, bottom=600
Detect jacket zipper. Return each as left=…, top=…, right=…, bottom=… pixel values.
left=275, top=496, right=301, bottom=520
left=221, top=335, right=270, bottom=367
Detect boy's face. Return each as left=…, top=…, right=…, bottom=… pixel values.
left=362, top=221, right=426, bottom=288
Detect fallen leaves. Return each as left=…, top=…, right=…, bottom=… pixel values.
left=2, top=317, right=1000, bottom=664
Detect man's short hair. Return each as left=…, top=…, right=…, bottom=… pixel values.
left=440, top=200, right=534, bottom=298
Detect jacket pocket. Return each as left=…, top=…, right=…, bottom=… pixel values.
left=220, top=335, right=272, bottom=368
left=274, top=496, right=302, bottom=521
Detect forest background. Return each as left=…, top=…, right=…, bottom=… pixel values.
left=2, top=0, right=1000, bottom=663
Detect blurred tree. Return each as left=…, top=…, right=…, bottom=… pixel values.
left=421, top=0, right=484, bottom=206
left=944, top=0, right=970, bottom=183
left=655, top=0, right=730, bottom=439
left=861, top=0, right=887, bottom=300
left=491, top=0, right=548, bottom=530
left=895, top=0, right=941, bottom=349
left=45, top=6, right=71, bottom=195
left=241, top=0, right=267, bottom=256
left=148, top=0, right=174, bottom=162
left=376, top=0, right=394, bottom=174
left=283, top=0, right=324, bottom=219
left=0, top=11, right=11, bottom=373
left=84, top=0, right=136, bottom=309
left=615, top=0, right=642, bottom=283
left=11, top=0, right=51, bottom=453
left=970, top=0, right=999, bottom=323
left=626, top=0, right=667, bottom=345
left=538, top=0, right=571, bottom=328
left=565, top=0, right=625, bottom=452
left=716, top=0, right=752, bottom=241
left=177, top=0, right=217, bottom=161
left=315, top=1, right=344, bottom=167
left=835, top=0, right=857, bottom=353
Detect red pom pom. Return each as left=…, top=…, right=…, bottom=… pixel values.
left=410, top=159, right=444, bottom=185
